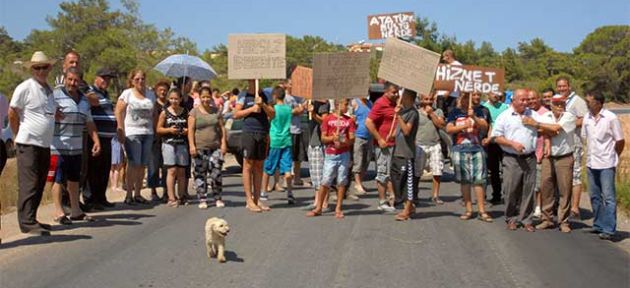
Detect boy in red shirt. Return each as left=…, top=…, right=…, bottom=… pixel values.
left=306, top=99, right=356, bottom=219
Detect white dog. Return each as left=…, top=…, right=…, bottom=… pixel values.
left=205, top=217, right=230, bottom=263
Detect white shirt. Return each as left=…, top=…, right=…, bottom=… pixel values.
left=581, top=109, right=624, bottom=169
left=118, top=88, right=156, bottom=136
left=9, top=78, right=57, bottom=148
left=539, top=111, right=576, bottom=156
left=564, top=92, right=588, bottom=146
left=491, top=106, right=541, bottom=155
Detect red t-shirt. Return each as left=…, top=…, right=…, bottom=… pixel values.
left=367, top=96, right=397, bottom=147
left=321, top=114, right=356, bottom=155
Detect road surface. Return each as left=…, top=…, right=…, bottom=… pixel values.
left=0, top=165, right=628, bottom=288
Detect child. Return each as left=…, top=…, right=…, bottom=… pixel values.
left=188, top=87, right=227, bottom=209
left=260, top=86, right=295, bottom=204
left=391, top=89, right=420, bottom=221
left=306, top=98, right=356, bottom=219
left=109, top=136, right=125, bottom=194
left=156, top=89, right=189, bottom=207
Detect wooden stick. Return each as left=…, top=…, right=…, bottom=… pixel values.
left=386, top=92, right=403, bottom=140
left=308, top=99, right=312, bottom=120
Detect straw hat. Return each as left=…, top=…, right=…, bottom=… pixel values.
left=23, top=51, right=57, bottom=69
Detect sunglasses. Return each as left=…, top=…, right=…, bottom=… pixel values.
left=32, top=65, right=50, bottom=71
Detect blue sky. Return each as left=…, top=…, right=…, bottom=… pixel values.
left=1, top=0, right=628, bottom=53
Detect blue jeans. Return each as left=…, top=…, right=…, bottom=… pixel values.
left=587, top=167, right=617, bottom=235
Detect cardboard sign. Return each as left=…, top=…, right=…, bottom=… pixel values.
left=290, top=66, right=313, bottom=99
left=312, top=52, right=371, bottom=100
left=377, top=38, right=441, bottom=96
left=227, top=33, right=286, bottom=79
left=434, top=64, right=505, bottom=94
left=367, top=12, right=416, bottom=40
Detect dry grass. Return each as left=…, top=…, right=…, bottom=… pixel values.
left=0, top=159, right=53, bottom=214
left=617, top=115, right=630, bottom=214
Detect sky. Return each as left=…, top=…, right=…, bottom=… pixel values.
left=1, top=0, right=629, bottom=53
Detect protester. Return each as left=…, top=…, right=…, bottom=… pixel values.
left=482, top=91, right=508, bottom=204
left=109, top=136, right=125, bottom=194
left=282, top=81, right=308, bottom=187
left=8, top=51, right=57, bottom=235
left=157, top=89, right=189, bottom=207
left=492, top=89, right=542, bottom=231
left=365, top=82, right=399, bottom=212
left=391, top=89, right=419, bottom=221
left=306, top=98, right=356, bottom=219
left=557, top=77, right=588, bottom=219
left=148, top=80, right=169, bottom=202
left=541, top=88, right=555, bottom=110
left=446, top=92, right=492, bottom=222
left=0, top=93, right=8, bottom=175
left=415, top=92, right=446, bottom=204
left=582, top=92, right=625, bottom=240
left=436, top=49, right=463, bottom=114
left=260, top=86, right=295, bottom=204
left=527, top=89, right=549, bottom=218
left=222, top=88, right=239, bottom=120
left=115, top=69, right=156, bottom=205
left=49, top=67, right=101, bottom=225
left=233, top=80, right=273, bottom=212
left=534, top=95, right=576, bottom=232
left=211, top=88, right=224, bottom=111
left=305, top=99, right=330, bottom=210
left=189, top=87, right=227, bottom=209
left=351, top=95, right=373, bottom=197
left=81, top=68, right=117, bottom=210
left=471, top=91, right=493, bottom=204
left=54, top=50, right=80, bottom=88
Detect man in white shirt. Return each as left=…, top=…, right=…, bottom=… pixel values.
left=8, top=51, right=58, bottom=235
left=534, top=95, right=576, bottom=232
left=556, top=77, right=588, bottom=218
left=581, top=92, right=625, bottom=240
left=491, top=89, right=540, bottom=232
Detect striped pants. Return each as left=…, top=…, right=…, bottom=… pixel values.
left=391, top=156, right=417, bottom=203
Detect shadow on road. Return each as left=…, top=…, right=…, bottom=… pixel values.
left=0, top=234, right=92, bottom=250
left=51, top=219, right=143, bottom=231
left=225, top=251, right=244, bottom=263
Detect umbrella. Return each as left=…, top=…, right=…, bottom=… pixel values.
left=154, top=54, right=217, bottom=80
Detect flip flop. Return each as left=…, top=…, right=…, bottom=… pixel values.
left=246, top=204, right=262, bottom=213
left=335, top=211, right=345, bottom=219
left=306, top=210, right=322, bottom=217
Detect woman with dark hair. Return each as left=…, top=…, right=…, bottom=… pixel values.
left=445, top=92, right=492, bottom=222
left=115, top=69, right=156, bottom=205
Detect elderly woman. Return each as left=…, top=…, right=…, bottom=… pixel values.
left=115, top=69, right=157, bottom=205
left=446, top=92, right=492, bottom=222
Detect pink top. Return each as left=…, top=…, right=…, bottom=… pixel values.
left=535, top=106, right=549, bottom=162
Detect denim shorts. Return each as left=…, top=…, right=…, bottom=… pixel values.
left=162, top=143, right=189, bottom=167
left=321, top=152, right=351, bottom=187
left=264, top=147, right=293, bottom=175
left=124, top=134, right=154, bottom=166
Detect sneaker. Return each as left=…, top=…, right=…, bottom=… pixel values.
left=260, top=192, right=269, bottom=201
left=347, top=193, right=360, bottom=201
left=598, top=233, right=613, bottom=241
left=198, top=201, right=208, bottom=209
left=287, top=194, right=296, bottom=205
left=354, top=184, right=367, bottom=196
left=377, top=201, right=396, bottom=213
left=533, top=206, right=542, bottom=218
left=215, top=200, right=225, bottom=208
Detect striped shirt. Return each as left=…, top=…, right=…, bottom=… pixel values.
left=51, top=87, right=93, bottom=156
left=88, top=85, right=117, bottom=138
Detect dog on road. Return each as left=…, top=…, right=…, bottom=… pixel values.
left=205, top=217, right=230, bottom=263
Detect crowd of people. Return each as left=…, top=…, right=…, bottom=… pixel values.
left=3, top=49, right=626, bottom=241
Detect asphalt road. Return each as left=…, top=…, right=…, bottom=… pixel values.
left=0, top=165, right=628, bottom=288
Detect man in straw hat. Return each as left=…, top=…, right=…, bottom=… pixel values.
left=8, top=51, right=60, bottom=235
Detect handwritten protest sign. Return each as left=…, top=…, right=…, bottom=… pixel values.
left=228, top=33, right=286, bottom=79
left=434, top=64, right=505, bottom=94
left=312, top=52, right=371, bottom=100
left=367, top=12, right=416, bottom=40
left=290, top=66, right=313, bottom=99
left=377, top=37, right=441, bottom=96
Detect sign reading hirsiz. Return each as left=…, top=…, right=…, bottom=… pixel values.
left=312, top=52, right=371, bottom=100
left=434, top=64, right=505, bottom=94
left=367, top=12, right=416, bottom=40
left=228, top=33, right=286, bottom=79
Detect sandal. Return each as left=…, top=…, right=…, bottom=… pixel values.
left=70, top=213, right=95, bottom=222
left=335, top=211, right=345, bottom=219
left=215, top=200, right=225, bottom=208
left=167, top=200, right=179, bottom=208
left=459, top=211, right=473, bottom=220
left=133, top=195, right=150, bottom=204
left=478, top=212, right=493, bottom=223
left=123, top=197, right=136, bottom=206
left=306, top=210, right=322, bottom=217
left=54, top=215, right=73, bottom=225
left=246, top=204, right=262, bottom=213
left=259, top=203, right=271, bottom=212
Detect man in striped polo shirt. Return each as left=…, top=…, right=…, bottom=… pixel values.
left=51, top=67, right=101, bottom=225
left=81, top=68, right=117, bottom=210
